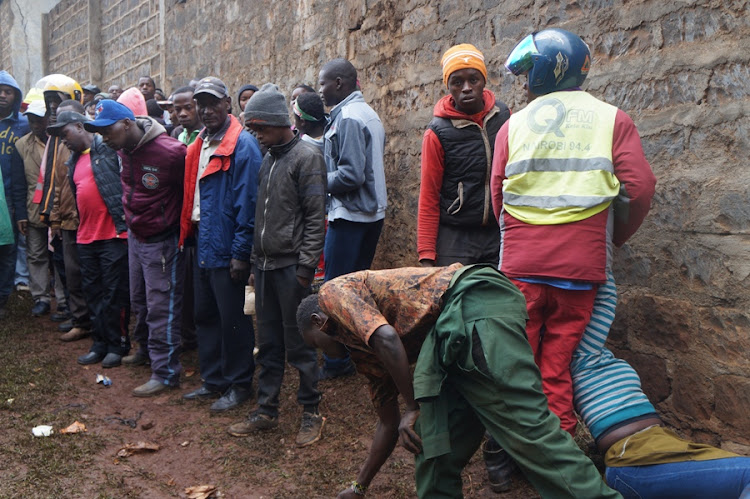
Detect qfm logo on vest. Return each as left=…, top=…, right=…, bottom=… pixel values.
left=526, top=98, right=596, bottom=138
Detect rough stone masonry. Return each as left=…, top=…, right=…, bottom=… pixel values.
left=31, top=0, right=750, bottom=451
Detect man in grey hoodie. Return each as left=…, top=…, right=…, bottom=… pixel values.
left=317, top=58, right=387, bottom=379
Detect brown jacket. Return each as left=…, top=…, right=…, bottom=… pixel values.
left=15, top=133, right=47, bottom=228
left=48, top=142, right=77, bottom=230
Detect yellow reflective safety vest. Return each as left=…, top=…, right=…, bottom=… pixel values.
left=503, top=91, right=620, bottom=225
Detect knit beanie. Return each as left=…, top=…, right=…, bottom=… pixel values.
left=244, top=83, right=291, bottom=127
left=441, top=44, right=487, bottom=86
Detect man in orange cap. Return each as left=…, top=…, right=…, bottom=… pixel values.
left=418, top=46, right=514, bottom=491
left=418, top=44, right=510, bottom=269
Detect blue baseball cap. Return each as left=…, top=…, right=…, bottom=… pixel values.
left=83, top=99, right=135, bottom=131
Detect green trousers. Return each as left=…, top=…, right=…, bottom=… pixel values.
left=414, top=268, right=620, bottom=498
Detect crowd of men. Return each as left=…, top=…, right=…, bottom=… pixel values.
left=1, top=27, right=748, bottom=498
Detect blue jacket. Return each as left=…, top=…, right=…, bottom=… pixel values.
left=0, top=70, right=29, bottom=224
left=179, top=115, right=262, bottom=268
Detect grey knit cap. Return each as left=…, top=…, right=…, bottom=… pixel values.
left=244, top=83, right=291, bottom=127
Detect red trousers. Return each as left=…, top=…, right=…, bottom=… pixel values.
left=511, top=279, right=598, bottom=434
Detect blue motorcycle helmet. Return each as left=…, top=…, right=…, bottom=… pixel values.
left=504, top=28, right=591, bottom=95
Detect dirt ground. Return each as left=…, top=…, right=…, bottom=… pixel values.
left=0, top=291, right=560, bottom=498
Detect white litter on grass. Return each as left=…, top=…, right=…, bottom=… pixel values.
left=32, top=425, right=54, bottom=437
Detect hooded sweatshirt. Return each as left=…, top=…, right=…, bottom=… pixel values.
left=0, top=70, right=29, bottom=225
left=119, top=116, right=186, bottom=241
left=117, top=87, right=148, bottom=117
left=417, top=89, right=509, bottom=262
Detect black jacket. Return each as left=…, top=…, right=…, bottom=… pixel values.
left=253, top=133, right=326, bottom=281
left=67, top=134, right=127, bottom=234
left=429, top=103, right=509, bottom=227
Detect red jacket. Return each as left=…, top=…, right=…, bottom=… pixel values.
left=490, top=100, right=656, bottom=283
left=418, top=89, right=502, bottom=262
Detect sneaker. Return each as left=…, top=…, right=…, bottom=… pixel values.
left=122, top=351, right=149, bottom=366
left=31, top=301, right=51, bottom=317
left=318, top=359, right=355, bottom=381
left=296, top=411, right=325, bottom=447
left=227, top=411, right=279, bottom=436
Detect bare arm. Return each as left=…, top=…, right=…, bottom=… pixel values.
left=337, top=399, right=401, bottom=498
left=369, top=324, right=422, bottom=454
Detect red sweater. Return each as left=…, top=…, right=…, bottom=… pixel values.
left=417, top=89, right=500, bottom=262
left=490, top=98, right=656, bottom=282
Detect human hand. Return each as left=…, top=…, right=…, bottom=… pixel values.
left=51, top=228, right=62, bottom=239
left=419, top=259, right=435, bottom=268
left=229, top=258, right=251, bottom=284
left=398, top=408, right=422, bottom=454
left=296, top=275, right=311, bottom=288
left=17, top=220, right=27, bottom=236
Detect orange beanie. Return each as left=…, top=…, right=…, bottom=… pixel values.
left=441, top=44, right=487, bottom=86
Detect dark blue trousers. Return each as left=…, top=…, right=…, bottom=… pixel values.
left=193, top=260, right=254, bottom=392
left=323, top=219, right=384, bottom=281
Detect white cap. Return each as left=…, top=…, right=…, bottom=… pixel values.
left=23, top=100, right=47, bottom=117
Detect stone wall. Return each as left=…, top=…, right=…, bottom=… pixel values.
left=41, top=0, right=750, bottom=449
left=101, top=0, right=162, bottom=90
left=45, top=0, right=89, bottom=84
left=0, top=0, right=12, bottom=72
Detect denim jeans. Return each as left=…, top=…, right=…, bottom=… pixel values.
left=606, top=457, right=750, bottom=499
left=14, top=231, right=29, bottom=285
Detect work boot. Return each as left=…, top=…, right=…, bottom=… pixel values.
left=183, top=385, right=222, bottom=401
left=210, top=386, right=253, bottom=413
left=122, top=350, right=149, bottom=366
left=296, top=411, right=325, bottom=447
left=58, top=320, right=74, bottom=332
left=227, top=410, right=279, bottom=436
left=50, top=306, right=71, bottom=322
left=483, top=437, right=516, bottom=493
left=101, top=353, right=122, bottom=368
left=31, top=301, right=50, bottom=317
left=59, top=327, right=90, bottom=342
left=133, top=379, right=175, bottom=397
